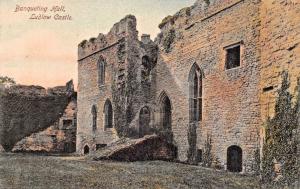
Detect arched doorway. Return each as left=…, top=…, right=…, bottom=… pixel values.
left=227, top=145, right=243, bottom=172
left=84, top=145, right=90, bottom=155
left=162, top=96, right=171, bottom=129
left=139, top=106, right=151, bottom=137
left=159, top=92, right=172, bottom=130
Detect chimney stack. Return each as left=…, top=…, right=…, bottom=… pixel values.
left=141, top=34, right=151, bottom=44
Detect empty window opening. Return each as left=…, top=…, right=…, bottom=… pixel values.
left=227, top=145, right=243, bottom=172
left=225, top=45, right=241, bottom=70
left=189, top=64, right=203, bottom=122
left=263, top=86, right=274, bottom=92
left=98, top=57, right=106, bottom=86
left=84, top=145, right=90, bottom=155
left=104, top=100, right=113, bottom=129
left=141, top=56, right=151, bottom=83
left=63, top=120, right=73, bottom=127
left=91, top=105, right=97, bottom=132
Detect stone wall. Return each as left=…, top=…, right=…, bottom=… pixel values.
left=12, top=97, right=77, bottom=153
left=76, top=0, right=299, bottom=173
left=154, top=0, right=261, bottom=171
left=77, top=15, right=158, bottom=154
left=0, top=81, right=76, bottom=152
left=77, top=16, right=133, bottom=153
left=260, top=0, right=300, bottom=121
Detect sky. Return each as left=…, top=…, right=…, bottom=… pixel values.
left=0, top=0, right=195, bottom=88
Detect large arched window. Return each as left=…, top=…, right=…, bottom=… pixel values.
left=97, top=56, right=105, bottom=86
left=91, top=105, right=97, bottom=131
left=189, top=63, right=202, bottom=122
left=104, top=99, right=113, bottom=129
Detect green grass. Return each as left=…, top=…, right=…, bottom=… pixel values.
left=0, top=153, right=262, bottom=189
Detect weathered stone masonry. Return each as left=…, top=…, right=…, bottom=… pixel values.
left=77, top=15, right=158, bottom=154
left=77, top=0, right=300, bottom=173
left=0, top=81, right=77, bottom=153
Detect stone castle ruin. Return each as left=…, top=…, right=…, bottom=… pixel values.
left=0, top=0, right=298, bottom=180
left=77, top=0, right=299, bottom=173
left=0, top=81, right=77, bottom=153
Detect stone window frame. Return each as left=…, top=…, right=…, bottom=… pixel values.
left=97, top=56, right=106, bottom=87
left=91, top=105, right=97, bottom=132
left=103, top=99, right=114, bottom=130
left=189, top=63, right=203, bottom=123
left=224, top=41, right=244, bottom=71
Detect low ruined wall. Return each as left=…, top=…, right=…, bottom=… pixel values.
left=0, top=82, right=76, bottom=152
left=93, top=135, right=177, bottom=161
left=12, top=99, right=77, bottom=153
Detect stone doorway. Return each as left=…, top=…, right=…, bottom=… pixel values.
left=161, top=95, right=172, bottom=130
left=139, top=106, right=151, bottom=137
left=227, top=145, right=242, bottom=172
left=84, top=145, right=90, bottom=155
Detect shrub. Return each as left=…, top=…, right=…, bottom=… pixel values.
left=261, top=72, right=299, bottom=185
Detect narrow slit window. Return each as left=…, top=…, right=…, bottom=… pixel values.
left=97, top=57, right=106, bottom=86
left=91, top=105, right=97, bottom=132
left=263, top=86, right=274, bottom=92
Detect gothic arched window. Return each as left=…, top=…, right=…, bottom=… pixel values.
left=104, top=99, right=113, bottom=129
left=97, top=57, right=105, bottom=86
left=91, top=105, right=97, bottom=131
left=189, top=64, right=202, bottom=122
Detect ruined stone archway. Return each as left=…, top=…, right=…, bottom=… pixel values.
left=84, top=145, right=90, bottom=155
left=139, top=106, right=151, bottom=137
left=227, top=145, right=243, bottom=172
